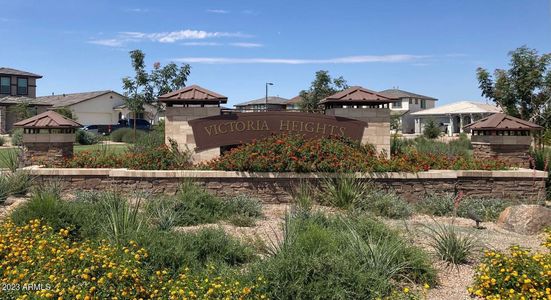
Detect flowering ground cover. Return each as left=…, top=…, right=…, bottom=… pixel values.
left=205, top=134, right=510, bottom=172
left=57, top=133, right=511, bottom=171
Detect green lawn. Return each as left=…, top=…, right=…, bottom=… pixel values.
left=0, top=143, right=129, bottom=168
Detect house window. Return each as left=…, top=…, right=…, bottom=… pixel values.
left=409, top=98, right=412, bottom=104
left=421, top=99, right=427, bottom=109
left=414, top=99, right=418, bottom=105
left=17, top=77, right=28, bottom=95
left=392, top=101, right=402, bottom=108
left=0, top=77, right=10, bottom=94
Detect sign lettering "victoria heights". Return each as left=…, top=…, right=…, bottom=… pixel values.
left=188, top=112, right=367, bottom=151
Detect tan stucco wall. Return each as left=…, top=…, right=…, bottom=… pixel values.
left=164, top=106, right=221, bottom=162
left=68, top=92, right=125, bottom=125
left=325, top=108, right=391, bottom=156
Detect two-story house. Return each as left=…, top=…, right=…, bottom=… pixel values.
left=378, top=88, right=438, bottom=134
left=0, top=67, right=51, bottom=133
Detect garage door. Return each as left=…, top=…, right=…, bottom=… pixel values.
left=76, top=112, right=113, bottom=125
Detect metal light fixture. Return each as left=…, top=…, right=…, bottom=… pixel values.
left=265, top=82, right=274, bottom=109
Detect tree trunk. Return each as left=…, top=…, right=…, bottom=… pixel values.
left=133, top=111, right=137, bottom=143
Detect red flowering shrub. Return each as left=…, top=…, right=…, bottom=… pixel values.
left=205, top=134, right=510, bottom=172
left=61, top=145, right=191, bottom=170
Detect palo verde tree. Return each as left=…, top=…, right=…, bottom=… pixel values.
left=122, top=50, right=191, bottom=141
left=299, top=70, right=348, bottom=112
left=476, top=46, right=551, bottom=128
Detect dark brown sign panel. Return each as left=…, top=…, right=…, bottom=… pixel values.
left=188, top=112, right=367, bottom=151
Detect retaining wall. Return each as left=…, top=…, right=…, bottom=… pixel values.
left=23, top=167, right=548, bottom=203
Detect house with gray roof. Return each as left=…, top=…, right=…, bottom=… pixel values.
left=234, top=96, right=289, bottom=112
left=0, top=67, right=50, bottom=133
left=379, top=88, right=438, bottom=134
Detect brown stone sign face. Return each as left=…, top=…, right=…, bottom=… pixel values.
left=188, top=111, right=367, bottom=151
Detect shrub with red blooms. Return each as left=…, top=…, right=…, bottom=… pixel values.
left=204, top=134, right=510, bottom=173
left=60, top=145, right=191, bottom=170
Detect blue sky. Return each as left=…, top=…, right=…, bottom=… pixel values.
left=1, top=0, right=550, bottom=107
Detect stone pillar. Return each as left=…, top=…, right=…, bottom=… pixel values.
left=471, top=135, right=533, bottom=167
left=164, top=106, right=221, bottom=162
left=0, top=106, right=5, bottom=134
left=448, top=115, right=454, bottom=137
left=22, top=133, right=75, bottom=166
left=325, top=108, right=391, bottom=157
left=459, top=114, right=464, bottom=133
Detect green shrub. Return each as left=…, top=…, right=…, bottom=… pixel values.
left=146, top=196, right=181, bottom=231
left=391, top=135, right=414, bottom=156
left=0, top=148, right=21, bottom=172
left=225, top=194, right=263, bottom=219
left=99, top=192, right=143, bottom=244
left=0, top=136, right=5, bottom=146
left=10, top=128, right=23, bottom=146
left=457, top=197, right=511, bottom=222
left=291, top=181, right=315, bottom=216
left=121, top=129, right=147, bottom=144
left=10, top=189, right=103, bottom=239
left=0, top=175, right=9, bottom=203
left=134, top=227, right=256, bottom=272
left=128, top=130, right=164, bottom=153
left=7, top=170, right=32, bottom=196
left=424, top=222, right=478, bottom=266
left=75, top=129, right=99, bottom=145
left=423, top=119, right=441, bottom=139
left=144, top=182, right=262, bottom=228
left=110, top=128, right=134, bottom=142
left=356, top=189, right=413, bottom=219
left=320, top=176, right=370, bottom=209
left=172, top=181, right=226, bottom=225
left=415, top=193, right=455, bottom=216
left=252, top=213, right=436, bottom=299
left=412, top=136, right=471, bottom=157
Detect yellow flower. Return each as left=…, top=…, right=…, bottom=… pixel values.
left=403, top=287, right=409, bottom=294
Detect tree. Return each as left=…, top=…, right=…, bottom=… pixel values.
left=476, top=46, right=551, bottom=127
left=53, top=106, right=76, bottom=120
left=299, top=70, right=348, bottom=112
left=122, top=50, right=191, bottom=141
left=8, top=101, right=35, bottom=120
left=423, top=119, right=441, bottom=139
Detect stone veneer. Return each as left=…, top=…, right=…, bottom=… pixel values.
left=21, top=133, right=75, bottom=166
left=0, top=106, right=6, bottom=134
left=471, top=135, right=533, bottom=168
left=164, top=106, right=221, bottom=162
left=25, top=167, right=547, bottom=204
left=325, top=108, right=391, bottom=156
left=22, top=143, right=73, bottom=166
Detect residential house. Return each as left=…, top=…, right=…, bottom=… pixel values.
left=410, top=101, right=502, bottom=136
left=36, top=91, right=126, bottom=125
left=0, top=67, right=50, bottom=133
left=378, top=88, right=438, bottom=134
left=286, top=95, right=303, bottom=110
left=234, top=96, right=289, bottom=112
left=36, top=91, right=162, bottom=126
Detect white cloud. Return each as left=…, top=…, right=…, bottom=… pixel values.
left=88, top=29, right=251, bottom=47
left=124, top=8, right=149, bottom=13
left=183, top=42, right=222, bottom=46
left=173, top=54, right=426, bottom=64
left=206, top=9, right=229, bottom=14
left=88, top=39, right=125, bottom=47
left=230, top=42, right=263, bottom=48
